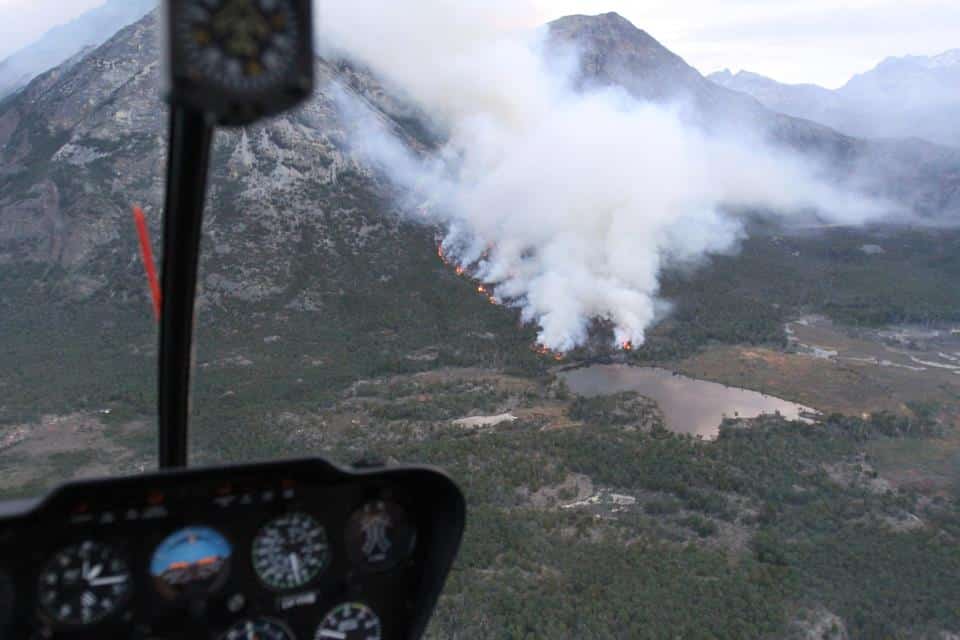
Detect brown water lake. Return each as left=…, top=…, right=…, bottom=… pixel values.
left=560, top=365, right=816, bottom=438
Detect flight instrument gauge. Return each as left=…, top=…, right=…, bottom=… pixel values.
left=346, top=500, right=416, bottom=572
left=37, top=541, right=131, bottom=626
left=165, top=0, right=314, bottom=125
left=252, top=512, right=329, bottom=590
left=175, top=0, right=298, bottom=93
left=150, top=526, right=232, bottom=599
left=221, top=618, right=295, bottom=640
left=316, top=603, right=382, bottom=640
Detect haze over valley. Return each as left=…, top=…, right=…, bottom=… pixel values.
left=710, top=49, right=960, bottom=148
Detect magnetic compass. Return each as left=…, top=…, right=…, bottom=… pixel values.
left=165, top=0, right=313, bottom=124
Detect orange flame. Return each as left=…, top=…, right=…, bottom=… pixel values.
left=621, top=341, right=633, bottom=351
left=438, top=243, right=501, bottom=307
left=532, top=343, right=564, bottom=361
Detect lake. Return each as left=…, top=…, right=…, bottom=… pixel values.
left=559, top=365, right=816, bottom=439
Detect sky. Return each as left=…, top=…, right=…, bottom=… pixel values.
left=0, top=0, right=956, bottom=88
left=529, top=0, right=960, bottom=87
left=0, top=0, right=104, bottom=58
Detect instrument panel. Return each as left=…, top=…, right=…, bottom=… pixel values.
left=0, top=458, right=465, bottom=639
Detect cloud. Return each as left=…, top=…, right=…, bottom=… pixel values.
left=320, top=1, right=893, bottom=351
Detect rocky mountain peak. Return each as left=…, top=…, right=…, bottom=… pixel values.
left=0, top=8, right=428, bottom=304
left=1, top=8, right=958, bottom=293
left=547, top=11, right=700, bottom=99
left=549, top=11, right=648, bottom=35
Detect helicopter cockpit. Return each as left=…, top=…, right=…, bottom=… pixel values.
left=0, top=2, right=466, bottom=638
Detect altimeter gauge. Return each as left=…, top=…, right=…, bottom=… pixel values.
left=37, top=540, right=132, bottom=626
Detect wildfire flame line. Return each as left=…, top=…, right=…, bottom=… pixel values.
left=533, top=343, right=565, bottom=361
left=438, top=242, right=499, bottom=305
left=438, top=242, right=632, bottom=357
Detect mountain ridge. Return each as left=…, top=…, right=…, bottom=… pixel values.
left=0, top=0, right=155, bottom=99
left=0, top=14, right=959, bottom=639
left=709, top=48, right=960, bottom=147
left=0, top=10, right=958, bottom=320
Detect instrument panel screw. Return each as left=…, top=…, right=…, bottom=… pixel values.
left=226, top=593, right=246, bottom=613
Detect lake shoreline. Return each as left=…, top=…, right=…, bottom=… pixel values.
left=559, top=364, right=818, bottom=439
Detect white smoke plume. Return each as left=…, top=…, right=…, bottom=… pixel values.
left=316, top=1, right=893, bottom=352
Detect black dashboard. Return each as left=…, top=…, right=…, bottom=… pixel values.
left=0, top=458, right=465, bottom=640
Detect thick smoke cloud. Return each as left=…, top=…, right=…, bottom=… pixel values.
left=316, top=1, right=892, bottom=351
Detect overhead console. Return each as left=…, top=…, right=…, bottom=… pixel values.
left=0, top=458, right=464, bottom=639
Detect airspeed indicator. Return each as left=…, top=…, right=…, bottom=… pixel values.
left=252, top=512, right=329, bottom=590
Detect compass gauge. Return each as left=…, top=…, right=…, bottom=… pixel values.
left=165, top=0, right=314, bottom=124
left=174, top=0, right=299, bottom=94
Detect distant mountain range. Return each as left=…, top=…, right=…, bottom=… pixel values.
left=709, top=50, right=960, bottom=148
left=0, top=9, right=958, bottom=294
left=0, top=0, right=155, bottom=99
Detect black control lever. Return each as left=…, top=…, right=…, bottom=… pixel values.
left=158, top=0, right=315, bottom=468
left=158, top=107, right=214, bottom=469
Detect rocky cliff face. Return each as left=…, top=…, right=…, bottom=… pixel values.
left=0, top=10, right=540, bottom=433
left=1, top=11, right=959, bottom=316
left=0, top=10, right=436, bottom=307
left=3, top=11, right=958, bottom=273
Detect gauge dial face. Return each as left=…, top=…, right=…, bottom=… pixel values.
left=252, top=512, right=329, bottom=590
left=150, top=526, right=232, bottom=599
left=176, top=0, right=300, bottom=94
left=316, top=603, right=381, bottom=640
left=221, top=618, right=294, bottom=640
left=37, top=541, right=131, bottom=626
left=346, top=501, right=416, bottom=572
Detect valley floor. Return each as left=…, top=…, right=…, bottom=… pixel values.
left=3, top=225, right=960, bottom=637
left=670, top=317, right=960, bottom=494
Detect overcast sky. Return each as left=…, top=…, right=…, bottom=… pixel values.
left=0, top=0, right=103, bottom=58
left=0, top=0, right=956, bottom=88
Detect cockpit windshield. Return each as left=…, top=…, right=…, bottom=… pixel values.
left=1, top=1, right=958, bottom=638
